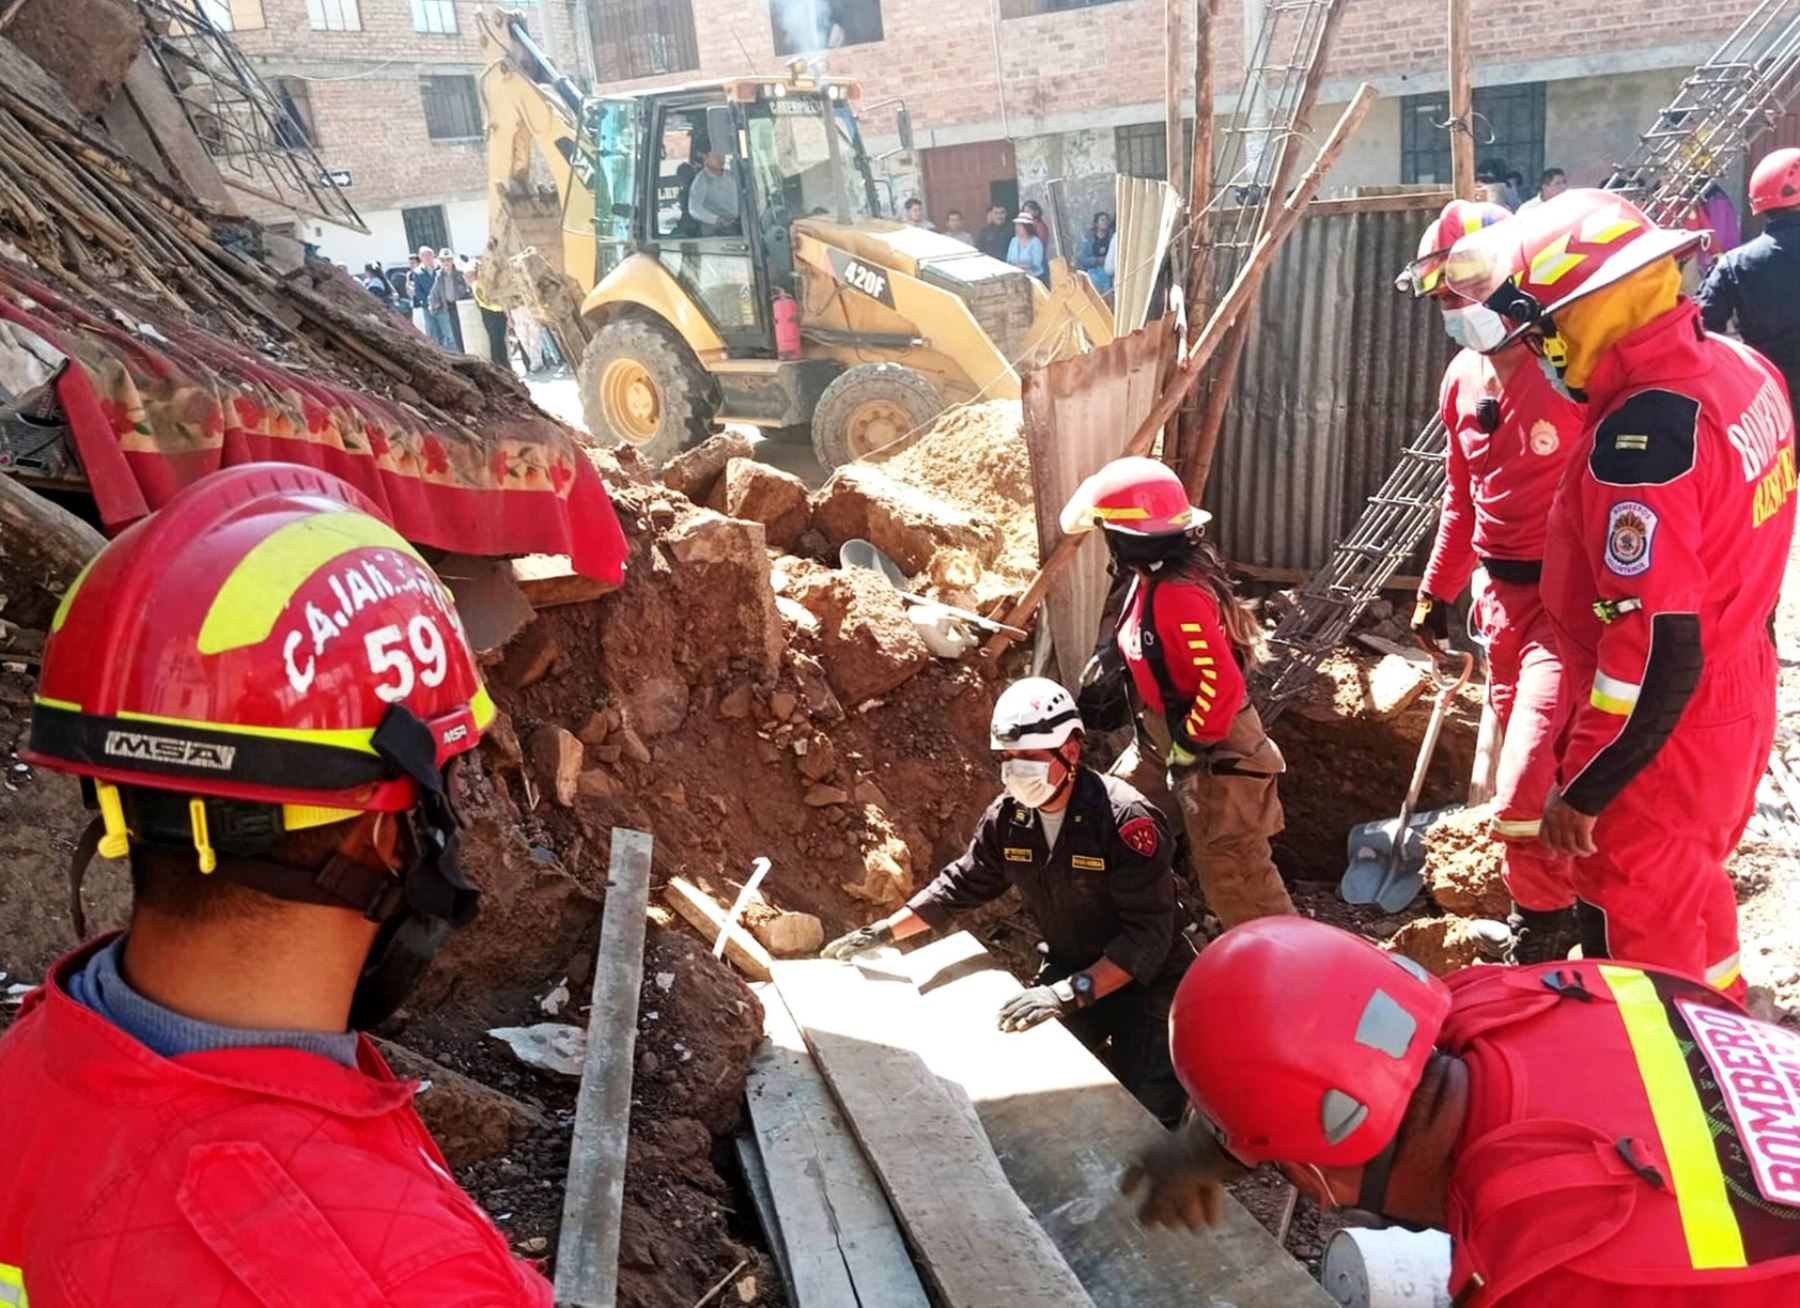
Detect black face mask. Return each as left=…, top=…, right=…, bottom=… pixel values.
left=1103, top=528, right=1186, bottom=572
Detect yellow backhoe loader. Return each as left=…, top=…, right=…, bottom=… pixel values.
left=478, top=10, right=1112, bottom=467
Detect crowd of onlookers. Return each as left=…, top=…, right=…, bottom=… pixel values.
left=354, top=244, right=563, bottom=374
left=902, top=194, right=1115, bottom=292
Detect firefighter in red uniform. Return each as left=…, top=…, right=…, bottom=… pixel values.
left=1124, top=916, right=1800, bottom=1305
left=1061, top=456, right=1295, bottom=926
left=0, top=465, right=552, bottom=1305
left=1445, top=189, right=1795, bottom=1003
left=1398, top=199, right=1588, bottom=963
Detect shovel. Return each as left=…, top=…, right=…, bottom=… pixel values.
left=838, top=539, right=1028, bottom=638
left=1341, top=650, right=1475, bottom=912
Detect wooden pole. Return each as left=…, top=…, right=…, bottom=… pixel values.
left=1448, top=0, right=1475, bottom=199
left=984, top=83, right=1378, bottom=660
left=1165, top=0, right=1185, bottom=205
left=1180, top=0, right=1351, bottom=502
left=555, top=828, right=655, bottom=1308
left=1170, top=0, right=1219, bottom=475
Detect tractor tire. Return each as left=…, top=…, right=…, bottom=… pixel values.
left=577, top=317, right=716, bottom=466
left=810, top=363, right=946, bottom=469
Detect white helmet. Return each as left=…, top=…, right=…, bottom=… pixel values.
left=990, top=677, right=1083, bottom=751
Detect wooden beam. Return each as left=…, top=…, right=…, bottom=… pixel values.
left=772, top=959, right=1095, bottom=1308
left=898, top=934, right=1335, bottom=1308
left=664, top=876, right=774, bottom=982
left=1448, top=0, right=1475, bottom=199
left=1307, top=190, right=1454, bottom=216
left=745, top=982, right=929, bottom=1308
left=1164, top=0, right=1185, bottom=204
left=554, top=828, right=654, bottom=1308
left=984, top=84, right=1379, bottom=659
left=0, top=469, right=105, bottom=588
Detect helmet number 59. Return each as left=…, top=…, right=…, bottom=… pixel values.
left=365, top=617, right=448, bottom=704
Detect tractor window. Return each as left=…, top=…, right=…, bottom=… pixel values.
left=652, top=106, right=744, bottom=239
left=588, top=98, right=639, bottom=246
left=745, top=98, right=873, bottom=228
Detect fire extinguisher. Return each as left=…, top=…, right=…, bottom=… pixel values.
left=773, top=287, right=802, bottom=360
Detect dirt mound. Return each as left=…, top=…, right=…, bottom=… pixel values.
left=866, top=399, right=1038, bottom=607
left=1387, top=915, right=1486, bottom=976
left=1421, top=804, right=1509, bottom=919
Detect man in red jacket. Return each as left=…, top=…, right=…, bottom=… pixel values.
left=1399, top=199, right=1588, bottom=962
left=0, top=465, right=552, bottom=1305
left=1126, top=916, right=1800, bottom=1305
left=1446, top=190, right=1795, bottom=1003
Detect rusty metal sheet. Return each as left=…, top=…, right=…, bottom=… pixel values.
left=1021, top=317, right=1171, bottom=687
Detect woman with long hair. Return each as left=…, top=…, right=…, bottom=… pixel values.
left=1063, top=457, right=1294, bottom=926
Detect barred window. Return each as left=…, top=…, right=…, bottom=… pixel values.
left=422, top=75, right=482, bottom=142
left=592, top=0, right=699, bottom=80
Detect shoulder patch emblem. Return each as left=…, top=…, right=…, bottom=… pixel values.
left=1119, top=816, right=1160, bottom=858
left=1590, top=390, right=1699, bottom=486
left=1604, top=500, right=1657, bottom=577
left=1528, top=419, right=1560, bottom=456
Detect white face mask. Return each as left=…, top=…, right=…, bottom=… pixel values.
left=1440, top=303, right=1511, bottom=354
left=1001, top=758, right=1059, bottom=809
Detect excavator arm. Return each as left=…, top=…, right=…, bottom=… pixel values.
left=476, top=9, right=596, bottom=352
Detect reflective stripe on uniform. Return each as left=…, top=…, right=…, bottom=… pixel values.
left=1598, top=964, right=1748, bottom=1270
left=1590, top=669, right=1642, bottom=715
left=0, top=1262, right=28, bottom=1307
left=1491, top=816, right=1542, bottom=838
left=1705, top=952, right=1742, bottom=991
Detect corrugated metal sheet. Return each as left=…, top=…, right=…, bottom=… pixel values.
left=1204, top=198, right=1455, bottom=574
left=1021, top=318, right=1170, bottom=686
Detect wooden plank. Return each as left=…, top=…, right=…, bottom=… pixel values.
left=745, top=982, right=929, bottom=1308
left=732, top=1129, right=799, bottom=1308
left=554, top=829, right=654, bottom=1308
left=664, top=877, right=773, bottom=982
left=512, top=552, right=615, bottom=608
left=772, top=959, right=1095, bottom=1308
left=899, top=933, right=1335, bottom=1308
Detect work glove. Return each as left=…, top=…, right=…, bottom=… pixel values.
left=1119, top=1121, right=1248, bottom=1232
left=996, top=985, right=1066, bottom=1032
left=820, top=921, right=894, bottom=960
left=1168, top=740, right=1198, bottom=769
left=1410, top=592, right=1451, bottom=643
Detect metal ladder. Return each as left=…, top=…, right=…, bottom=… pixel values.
left=1252, top=0, right=1800, bottom=719
left=1196, top=0, right=1348, bottom=308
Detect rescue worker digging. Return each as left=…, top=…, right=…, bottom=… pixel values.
left=0, top=465, right=552, bottom=1304
left=1398, top=199, right=1588, bottom=964
left=1063, top=456, right=1295, bottom=926
left=1124, top=916, right=1800, bottom=1305
left=821, top=678, right=1192, bottom=1127
left=1445, top=188, right=1796, bottom=1004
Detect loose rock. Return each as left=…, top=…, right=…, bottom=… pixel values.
left=373, top=1038, right=551, bottom=1170
left=527, top=726, right=583, bottom=807
left=721, top=457, right=811, bottom=549
left=810, top=463, right=997, bottom=576
left=750, top=910, right=825, bottom=957
left=787, top=567, right=932, bottom=704
left=804, top=784, right=850, bottom=807
left=1387, top=915, right=1485, bottom=977
left=660, top=431, right=753, bottom=503
left=1422, top=804, right=1510, bottom=919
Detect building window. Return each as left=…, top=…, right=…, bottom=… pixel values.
left=771, top=0, right=882, bottom=55
left=412, top=0, right=457, bottom=34
left=305, top=0, right=360, bottom=31
left=271, top=77, right=316, bottom=149
left=1116, top=123, right=1166, bottom=181
left=592, top=0, right=699, bottom=80
left=1001, top=0, right=1120, bottom=19
left=1401, top=83, right=1547, bottom=187
left=196, top=0, right=266, bottom=29
left=403, top=205, right=450, bottom=254
left=421, top=75, right=483, bottom=142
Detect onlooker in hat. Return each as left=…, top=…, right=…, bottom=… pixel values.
left=1006, top=213, right=1047, bottom=284
left=424, top=247, right=461, bottom=351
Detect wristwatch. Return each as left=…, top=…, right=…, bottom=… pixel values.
left=1069, top=972, right=1097, bottom=1009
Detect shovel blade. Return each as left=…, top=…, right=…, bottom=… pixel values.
left=1339, top=845, right=1392, bottom=905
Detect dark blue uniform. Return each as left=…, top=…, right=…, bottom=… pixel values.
left=1697, top=212, right=1800, bottom=407
left=907, top=768, right=1192, bottom=1124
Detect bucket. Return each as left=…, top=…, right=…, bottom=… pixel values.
left=1321, top=1227, right=1453, bottom=1308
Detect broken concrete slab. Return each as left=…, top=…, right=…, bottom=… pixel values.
left=721, top=457, right=810, bottom=550
left=810, top=464, right=997, bottom=577
left=661, top=432, right=753, bottom=504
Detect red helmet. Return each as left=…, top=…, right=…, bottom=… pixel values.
left=1059, top=456, right=1211, bottom=537
left=1443, top=188, right=1701, bottom=343
left=1750, top=147, right=1800, bottom=215
left=1170, top=917, right=1452, bottom=1168
left=25, top=463, right=491, bottom=863
left=1397, top=199, right=1511, bottom=298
